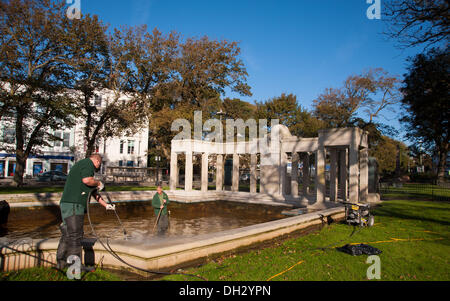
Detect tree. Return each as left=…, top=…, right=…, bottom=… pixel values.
left=256, top=93, right=326, bottom=137
left=400, top=48, right=449, bottom=183
left=71, top=25, right=157, bottom=158
left=67, top=14, right=113, bottom=158
left=0, top=0, right=79, bottom=186
left=370, top=135, right=410, bottom=176
left=384, top=0, right=449, bottom=50
left=149, top=36, right=252, bottom=159
left=222, top=97, right=256, bottom=121
left=313, top=87, right=355, bottom=128
left=175, top=36, right=252, bottom=107
left=313, top=68, right=401, bottom=128
left=256, top=93, right=299, bottom=129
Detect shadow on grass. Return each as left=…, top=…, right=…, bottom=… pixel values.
left=373, top=201, right=450, bottom=228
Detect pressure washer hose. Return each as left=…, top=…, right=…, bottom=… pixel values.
left=86, top=188, right=207, bottom=281
left=101, top=191, right=128, bottom=238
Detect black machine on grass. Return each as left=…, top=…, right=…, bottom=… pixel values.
left=341, top=202, right=374, bottom=227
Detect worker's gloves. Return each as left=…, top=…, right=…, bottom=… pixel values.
left=106, top=204, right=115, bottom=211
left=97, top=181, right=104, bottom=192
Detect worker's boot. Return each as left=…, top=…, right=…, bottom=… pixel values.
left=64, top=214, right=85, bottom=264
left=56, top=222, right=68, bottom=269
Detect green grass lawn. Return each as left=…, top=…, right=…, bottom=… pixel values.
left=2, top=184, right=449, bottom=281
left=0, top=267, right=121, bottom=281
left=162, top=197, right=450, bottom=281
left=381, top=183, right=450, bottom=199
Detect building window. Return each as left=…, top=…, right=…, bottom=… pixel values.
left=94, top=95, right=102, bottom=107
left=54, top=131, right=62, bottom=147
left=3, top=128, right=15, bottom=144
left=8, top=161, right=16, bottom=177
left=63, top=132, right=70, bottom=147
left=126, top=161, right=134, bottom=167
left=119, top=160, right=123, bottom=167
left=120, top=141, right=124, bottom=154
left=127, top=140, right=135, bottom=155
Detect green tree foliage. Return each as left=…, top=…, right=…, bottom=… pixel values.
left=148, top=36, right=252, bottom=159
left=256, top=93, right=326, bottom=138
left=0, top=0, right=253, bottom=180
left=222, top=98, right=256, bottom=121
left=71, top=25, right=163, bottom=158
left=370, top=135, right=410, bottom=176
left=0, top=0, right=79, bottom=186
left=400, top=48, right=449, bottom=183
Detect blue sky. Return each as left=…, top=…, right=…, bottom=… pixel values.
left=80, top=0, right=424, bottom=139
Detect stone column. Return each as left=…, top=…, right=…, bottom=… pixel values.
left=348, top=143, right=359, bottom=203
left=329, top=149, right=338, bottom=202
left=291, top=153, right=299, bottom=197
left=339, top=149, right=348, bottom=201
left=232, top=153, right=239, bottom=192
left=280, top=152, right=288, bottom=196
left=315, top=134, right=326, bottom=204
left=216, top=154, right=223, bottom=191
left=302, top=153, right=310, bottom=195
left=201, top=153, right=208, bottom=192
left=250, top=154, right=257, bottom=193
left=360, top=148, right=369, bottom=203
left=260, top=152, right=280, bottom=196
left=169, top=152, right=178, bottom=191
left=185, top=151, right=193, bottom=192
left=157, top=168, right=163, bottom=183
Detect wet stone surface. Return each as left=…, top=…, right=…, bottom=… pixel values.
left=2, top=201, right=292, bottom=241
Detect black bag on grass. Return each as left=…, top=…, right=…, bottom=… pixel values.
left=336, top=244, right=382, bottom=256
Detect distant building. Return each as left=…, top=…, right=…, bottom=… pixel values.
left=0, top=90, right=148, bottom=178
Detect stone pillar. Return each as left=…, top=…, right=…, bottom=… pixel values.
left=315, top=132, right=326, bottom=204
left=302, top=153, right=310, bottom=195
left=216, top=154, right=223, bottom=191
left=250, top=154, right=257, bottom=193
left=339, top=149, right=348, bottom=201
left=260, top=152, right=281, bottom=196
left=232, top=153, right=239, bottom=192
left=169, top=151, right=178, bottom=191
left=280, top=152, right=288, bottom=196
left=201, top=153, right=208, bottom=192
left=157, top=168, right=163, bottom=183
left=329, top=149, right=338, bottom=202
left=360, top=148, right=369, bottom=203
left=185, top=151, right=193, bottom=192
left=291, top=153, right=299, bottom=197
left=348, top=143, right=359, bottom=203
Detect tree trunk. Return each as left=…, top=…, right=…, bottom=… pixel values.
left=13, top=107, right=26, bottom=187
left=436, top=145, right=448, bottom=185
left=85, top=139, right=96, bottom=158
left=13, top=154, right=27, bottom=187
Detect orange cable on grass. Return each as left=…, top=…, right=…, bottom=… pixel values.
left=266, top=236, right=445, bottom=281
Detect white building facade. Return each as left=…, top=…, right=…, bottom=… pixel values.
left=0, top=90, right=149, bottom=178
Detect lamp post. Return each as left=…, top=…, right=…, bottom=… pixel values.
left=155, top=155, right=161, bottom=184
left=216, top=109, right=226, bottom=122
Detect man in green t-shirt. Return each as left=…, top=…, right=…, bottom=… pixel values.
left=56, top=154, right=114, bottom=270
left=151, top=184, right=170, bottom=236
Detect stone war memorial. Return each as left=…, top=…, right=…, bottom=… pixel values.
left=169, top=114, right=380, bottom=209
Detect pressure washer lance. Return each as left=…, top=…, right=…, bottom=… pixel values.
left=98, top=190, right=129, bottom=240
left=152, top=204, right=164, bottom=234
left=86, top=188, right=207, bottom=281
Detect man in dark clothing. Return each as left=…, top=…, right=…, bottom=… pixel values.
left=151, top=184, right=170, bottom=236
left=56, top=154, right=114, bottom=269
